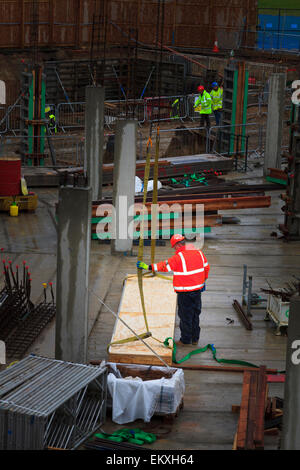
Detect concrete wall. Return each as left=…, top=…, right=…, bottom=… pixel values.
left=55, top=186, right=92, bottom=364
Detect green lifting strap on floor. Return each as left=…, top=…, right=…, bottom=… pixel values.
left=163, top=337, right=259, bottom=368
left=94, top=428, right=157, bottom=445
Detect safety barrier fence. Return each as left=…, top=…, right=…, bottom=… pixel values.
left=0, top=120, right=287, bottom=169
left=0, top=103, right=57, bottom=136
left=0, top=132, right=146, bottom=167
left=207, top=123, right=266, bottom=156
left=0, top=119, right=289, bottom=170
left=0, top=88, right=294, bottom=134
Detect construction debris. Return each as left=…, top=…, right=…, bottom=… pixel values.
left=261, top=279, right=300, bottom=303
left=233, top=300, right=252, bottom=331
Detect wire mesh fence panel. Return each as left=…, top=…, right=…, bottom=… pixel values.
left=247, top=91, right=269, bottom=119
left=103, top=99, right=146, bottom=127
left=50, top=135, right=85, bottom=167
left=143, top=96, right=182, bottom=123
left=157, top=126, right=209, bottom=160
left=207, top=123, right=267, bottom=157
left=0, top=135, right=85, bottom=167
left=7, top=104, right=21, bottom=134
left=57, top=102, right=85, bottom=130
left=186, top=95, right=202, bottom=121
left=0, top=106, right=8, bottom=134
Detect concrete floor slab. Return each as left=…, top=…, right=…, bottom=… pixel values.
left=0, top=178, right=298, bottom=449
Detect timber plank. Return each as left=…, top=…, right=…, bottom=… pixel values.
left=246, top=370, right=258, bottom=450
left=254, top=366, right=267, bottom=448
left=108, top=275, right=177, bottom=366
left=237, top=371, right=251, bottom=449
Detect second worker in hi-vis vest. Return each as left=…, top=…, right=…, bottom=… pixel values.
left=137, top=234, right=210, bottom=346
left=210, top=81, right=223, bottom=127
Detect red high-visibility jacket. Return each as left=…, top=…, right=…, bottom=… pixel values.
left=151, top=244, right=210, bottom=293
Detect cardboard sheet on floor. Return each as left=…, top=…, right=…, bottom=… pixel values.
left=108, top=275, right=177, bottom=366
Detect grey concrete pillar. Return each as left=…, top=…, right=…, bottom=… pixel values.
left=55, top=186, right=92, bottom=364
left=85, top=86, right=105, bottom=201
left=264, top=73, right=286, bottom=176
left=281, top=295, right=300, bottom=449
left=111, top=120, right=137, bottom=253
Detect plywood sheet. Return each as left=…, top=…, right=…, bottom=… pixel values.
left=108, top=275, right=177, bottom=366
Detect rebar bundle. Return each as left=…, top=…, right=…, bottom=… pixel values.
left=0, top=253, right=56, bottom=360
left=0, top=356, right=107, bottom=450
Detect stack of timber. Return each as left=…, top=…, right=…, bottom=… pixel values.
left=23, top=154, right=233, bottom=188
left=108, top=275, right=176, bottom=366
left=92, top=178, right=272, bottom=240
left=266, top=168, right=288, bottom=186
left=233, top=366, right=268, bottom=450
left=103, top=154, right=234, bottom=186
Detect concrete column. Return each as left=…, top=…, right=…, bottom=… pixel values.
left=281, top=295, right=300, bottom=449
left=111, top=120, right=137, bottom=253
left=85, top=86, right=105, bottom=201
left=55, top=186, right=92, bottom=364
left=264, top=73, right=286, bottom=175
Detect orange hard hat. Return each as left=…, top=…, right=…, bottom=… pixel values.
left=197, top=85, right=204, bottom=92
left=170, top=234, right=185, bottom=248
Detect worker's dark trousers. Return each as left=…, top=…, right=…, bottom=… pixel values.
left=213, top=109, right=222, bottom=126
left=177, top=290, right=202, bottom=344
left=200, top=114, right=210, bottom=129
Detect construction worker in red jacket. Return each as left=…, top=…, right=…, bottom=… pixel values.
left=137, top=234, right=210, bottom=346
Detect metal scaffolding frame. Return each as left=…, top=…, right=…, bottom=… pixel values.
left=0, top=355, right=107, bottom=450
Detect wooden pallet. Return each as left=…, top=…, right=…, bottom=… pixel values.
left=0, top=194, right=38, bottom=212
left=108, top=275, right=177, bottom=366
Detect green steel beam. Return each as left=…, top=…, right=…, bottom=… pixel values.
left=230, top=69, right=239, bottom=155
left=241, top=70, right=249, bottom=153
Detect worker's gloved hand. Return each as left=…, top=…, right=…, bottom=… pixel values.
left=136, top=261, right=150, bottom=270
left=200, top=284, right=206, bottom=292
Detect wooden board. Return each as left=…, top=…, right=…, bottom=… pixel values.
left=108, top=275, right=177, bottom=366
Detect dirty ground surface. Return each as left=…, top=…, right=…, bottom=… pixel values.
left=0, top=166, right=299, bottom=450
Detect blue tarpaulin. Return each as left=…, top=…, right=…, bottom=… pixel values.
left=257, top=13, right=300, bottom=50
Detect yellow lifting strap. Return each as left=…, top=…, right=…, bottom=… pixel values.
left=151, top=126, right=160, bottom=265
left=108, top=127, right=155, bottom=350
left=107, top=125, right=171, bottom=351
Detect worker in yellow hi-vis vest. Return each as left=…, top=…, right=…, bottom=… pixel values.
left=210, top=82, right=223, bottom=126
left=193, top=85, right=212, bottom=129
left=170, top=98, right=180, bottom=120
left=45, top=106, right=57, bottom=134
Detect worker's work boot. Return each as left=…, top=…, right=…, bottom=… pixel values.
left=175, top=340, right=191, bottom=347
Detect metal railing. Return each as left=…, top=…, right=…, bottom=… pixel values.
left=207, top=122, right=266, bottom=156
left=0, top=87, right=293, bottom=134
